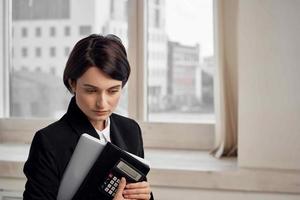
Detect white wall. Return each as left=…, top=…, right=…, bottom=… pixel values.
left=238, top=0, right=300, bottom=170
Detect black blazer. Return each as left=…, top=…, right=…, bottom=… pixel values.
left=23, top=97, right=151, bottom=200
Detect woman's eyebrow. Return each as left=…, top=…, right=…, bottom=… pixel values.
left=82, top=83, right=122, bottom=89
left=109, top=85, right=122, bottom=89
left=82, top=84, right=97, bottom=88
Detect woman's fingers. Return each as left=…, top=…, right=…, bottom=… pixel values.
left=123, top=193, right=151, bottom=200
left=113, top=177, right=126, bottom=200
left=122, top=181, right=151, bottom=200
left=125, top=181, right=150, bottom=189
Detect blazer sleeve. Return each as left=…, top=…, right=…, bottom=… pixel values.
left=135, top=121, right=145, bottom=158
left=23, top=131, right=60, bottom=200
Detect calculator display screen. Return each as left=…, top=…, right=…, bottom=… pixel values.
left=116, top=160, right=142, bottom=181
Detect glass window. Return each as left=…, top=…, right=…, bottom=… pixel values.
left=154, top=9, right=160, bottom=28
left=21, top=27, right=27, bottom=37
left=49, top=47, right=56, bottom=57
left=31, top=101, right=40, bottom=116
left=64, top=47, right=70, bottom=56
left=12, top=0, right=70, bottom=20
left=35, top=66, right=42, bottom=72
left=50, top=26, right=56, bottom=37
left=146, top=0, right=215, bottom=123
left=79, top=25, right=92, bottom=36
left=21, top=47, right=28, bottom=57
left=35, top=47, right=42, bottom=57
left=10, top=0, right=129, bottom=118
left=50, top=67, right=56, bottom=75
left=64, top=26, right=70, bottom=36
left=35, top=27, right=41, bottom=37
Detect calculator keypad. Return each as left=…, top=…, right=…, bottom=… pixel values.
left=101, top=172, right=120, bottom=197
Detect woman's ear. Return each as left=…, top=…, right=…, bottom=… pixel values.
left=68, top=79, right=76, bottom=94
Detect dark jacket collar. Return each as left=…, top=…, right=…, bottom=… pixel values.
left=64, top=97, right=126, bottom=149
left=109, top=116, right=128, bottom=150
left=64, top=96, right=100, bottom=140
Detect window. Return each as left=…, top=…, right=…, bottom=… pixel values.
left=35, top=47, right=42, bottom=57
left=49, top=47, right=56, bottom=57
left=35, top=27, right=41, bottom=37
left=12, top=0, right=70, bottom=20
left=21, top=47, right=28, bottom=57
left=154, top=9, right=160, bottom=28
left=50, top=67, right=56, bottom=75
left=1, top=0, right=215, bottom=150
left=35, top=66, right=42, bottom=72
left=31, top=101, right=40, bottom=116
left=64, top=26, right=70, bottom=36
left=4, top=0, right=129, bottom=119
left=50, top=26, right=56, bottom=37
left=146, top=0, right=215, bottom=123
left=21, top=27, right=27, bottom=37
left=79, top=25, right=92, bottom=36
left=64, top=47, right=70, bottom=56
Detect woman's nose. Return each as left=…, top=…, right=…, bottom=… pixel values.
left=96, top=93, right=107, bottom=108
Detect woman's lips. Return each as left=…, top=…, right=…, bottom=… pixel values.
left=93, top=110, right=108, bottom=115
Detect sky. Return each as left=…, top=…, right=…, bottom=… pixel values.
left=165, top=0, right=214, bottom=57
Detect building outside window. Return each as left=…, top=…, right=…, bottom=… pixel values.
left=64, top=26, right=70, bottom=36
left=64, top=47, right=70, bottom=56
left=49, top=47, right=56, bottom=57
left=35, top=27, right=41, bottom=37
left=50, top=26, right=56, bottom=37
left=50, top=67, right=56, bottom=75
left=1, top=0, right=215, bottom=148
left=146, top=0, right=214, bottom=123
left=35, top=47, right=42, bottom=57
left=21, top=47, right=28, bottom=57
left=79, top=25, right=92, bottom=36
left=21, top=27, right=27, bottom=37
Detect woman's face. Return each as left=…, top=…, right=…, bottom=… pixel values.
left=70, top=66, right=122, bottom=130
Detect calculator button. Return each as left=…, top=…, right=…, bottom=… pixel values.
left=114, top=183, right=118, bottom=187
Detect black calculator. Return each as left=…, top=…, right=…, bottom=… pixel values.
left=99, top=158, right=145, bottom=198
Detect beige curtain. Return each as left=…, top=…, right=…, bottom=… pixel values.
left=211, top=0, right=238, bottom=158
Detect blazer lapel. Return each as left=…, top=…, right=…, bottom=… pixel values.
left=65, top=97, right=99, bottom=140
left=110, top=115, right=128, bottom=151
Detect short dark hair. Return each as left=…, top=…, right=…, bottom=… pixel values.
left=63, top=34, right=130, bottom=93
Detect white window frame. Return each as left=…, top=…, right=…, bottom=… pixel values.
left=0, top=0, right=215, bottom=150
left=0, top=0, right=11, bottom=118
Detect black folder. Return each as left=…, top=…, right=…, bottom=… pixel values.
left=72, top=142, right=150, bottom=200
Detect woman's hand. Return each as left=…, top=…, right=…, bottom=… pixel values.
left=123, top=180, right=151, bottom=200
left=113, top=177, right=151, bottom=200
left=113, top=177, right=127, bottom=200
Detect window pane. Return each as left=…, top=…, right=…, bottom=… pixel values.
left=11, top=0, right=129, bottom=118
left=147, top=0, right=215, bottom=123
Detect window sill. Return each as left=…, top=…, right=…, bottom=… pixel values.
left=0, top=144, right=300, bottom=195
left=146, top=149, right=300, bottom=195
left=0, top=118, right=215, bottom=150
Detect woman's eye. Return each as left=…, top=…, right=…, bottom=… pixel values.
left=108, top=89, right=119, bottom=94
left=86, top=89, right=96, bottom=93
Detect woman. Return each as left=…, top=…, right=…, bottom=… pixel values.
left=23, top=34, right=153, bottom=200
